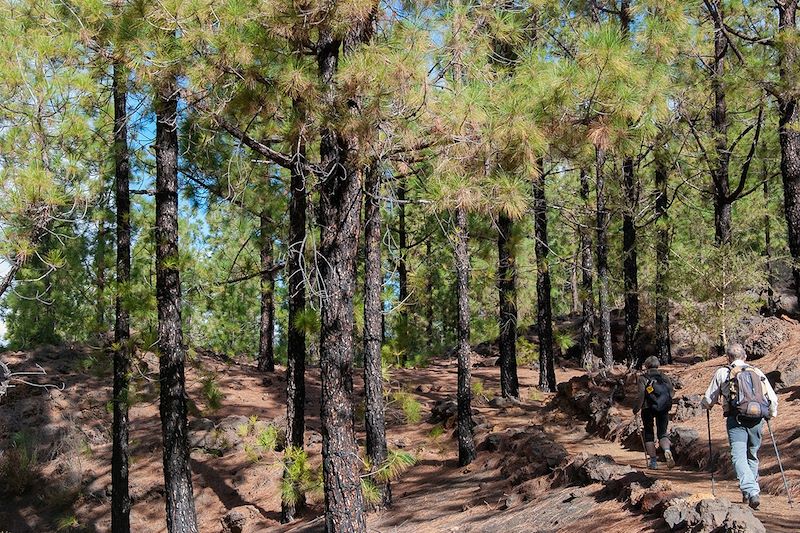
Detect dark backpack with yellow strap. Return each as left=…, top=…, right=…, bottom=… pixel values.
left=726, top=364, right=771, bottom=420
left=644, top=373, right=672, bottom=413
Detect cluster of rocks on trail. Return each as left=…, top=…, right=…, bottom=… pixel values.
left=471, top=423, right=765, bottom=532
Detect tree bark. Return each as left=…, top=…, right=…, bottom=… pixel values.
left=425, top=238, right=435, bottom=347
left=258, top=211, right=275, bottom=372
left=497, top=214, right=520, bottom=398
left=96, top=216, right=107, bottom=333
left=397, top=182, right=409, bottom=365
left=317, top=25, right=366, bottom=532
left=533, top=169, right=556, bottom=392
left=281, top=100, right=307, bottom=524
left=363, top=164, right=389, bottom=506
left=619, top=1, right=639, bottom=368
left=596, top=148, right=613, bottom=367
left=764, top=177, right=777, bottom=315
left=710, top=2, right=732, bottom=246
left=654, top=152, right=672, bottom=364
left=622, top=158, right=640, bottom=368
left=777, top=2, right=800, bottom=303
left=579, top=169, right=595, bottom=371
left=155, top=66, right=198, bottom=533
left=112, top=59, right=131, bottom=533
left=454, top=205, right=476, bottom=466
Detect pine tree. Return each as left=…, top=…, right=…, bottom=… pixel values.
left=363, top=163, right=389, bottom=505
left=153, top=22, right=199, bottom=533
left=111, top=51, right=132, bottom=533
left=258, top=207, right=276, bottom=373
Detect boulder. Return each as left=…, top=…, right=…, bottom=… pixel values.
left=663, top=498, right=765, bottom=533
left=571, top=453, right=635, bottom=484
left=415, top=384, right=432, bottom=394
left=743, top=317, right=789, bottom=360
left=491, top=426, right=568, bottom=485
left=724, top=504, right=766, bottom=533
left=674, top=395, right=703, bottom=422
left=473, top=357, right=500, bottom=368
left=669, top=426, right=699, bottom=457
left=477, top=433, right=502, bottom=452
left=768, top=357, right=800, bottom=390
left=429, top=399, right=458, bottom=424
left=488, top=396, right=511, bottom=409
left=221, top=505, right=261, bottom=533
left=188, top=417, right=217, bottom=449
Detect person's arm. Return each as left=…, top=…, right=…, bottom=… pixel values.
left=758, top=369, right=779, bottom=418
left=663, top=374, right=675, bottom=397
left=634, top=376, right=645, bottom=413
left=701, top=368, right=724, bottom=409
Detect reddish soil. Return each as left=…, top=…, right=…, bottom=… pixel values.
left=1, top=327, right=799, bottom=532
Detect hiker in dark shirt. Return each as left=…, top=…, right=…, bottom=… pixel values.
left=634, top=356, right=675, bottom=469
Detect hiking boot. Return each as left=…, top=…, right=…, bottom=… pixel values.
left=648, top=458, right=658, bottom=469
left=742, top=494, right=749, bottom=504
left=748, top=495, right=760, bottom=510
left=664, top=450, right=675, bottom=468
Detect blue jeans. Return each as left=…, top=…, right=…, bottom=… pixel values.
left=726, top=416, right=764, bottom=498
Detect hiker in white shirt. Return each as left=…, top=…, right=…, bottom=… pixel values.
left=700, top=343, right=778, bottom=509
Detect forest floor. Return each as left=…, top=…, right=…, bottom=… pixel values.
left=1, top=324, right=800, bottom=532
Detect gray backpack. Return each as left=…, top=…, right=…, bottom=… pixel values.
left=726, top=365, right=771, bottom=420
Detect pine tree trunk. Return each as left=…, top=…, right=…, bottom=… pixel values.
left=111, top=59, right=131, bottom=533
left=96, top=216, right=107, bottom=333
left=764, top=177, right=777, bottom=315
left=454, top=205, right=476, bottom=466
left=425, top=239, right=434, bottom=347
left=363, top=165, right=389, bottom=506
left=155, top=69, right=198, bottom=533
left=497, top=214, right=520, bottom=398
left=317, top=28, right=365, bottom=532
left=711, top=4, right=732, bottom=246
left=281, top=103, right=307, bottom=524
left=571, top=243, right=580, bottom=315
left=398, top=182, right=409, bottom=365
left=654, top=154, right=672, bottom=364
left=579, top=170, right=595, bottom=371
left=777, top=2, right=800, bottom=304
left=619, top=2, right=639, bottom=368
left=622, top=158, right=640, bottom=368
left=258, top=211, right=275, bottom=372
left=533, top=170, right=556, bottom=392
left=596, top=148, right=613, bottom=367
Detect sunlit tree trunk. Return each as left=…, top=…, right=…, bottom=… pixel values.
left=155, top=59, right=198, bottom=533
left=363, top=164, right=389, bottom=506
left=258, top=210, right=275, bottom=372
left=111, top=58, right=131, bottom=533
left=595, top=148, right=613, bottom=367
left=533, top=168, right=555, bottom=391
left=454, top=205, right=476, bottom=466
left=497, top=213, right=519, bottom=398
left=579, top=169, right=595, bottom=371
left=654, top=152, right=672, bottom=364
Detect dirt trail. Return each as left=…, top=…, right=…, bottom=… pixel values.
left=2, top=338, right=799, bottom=532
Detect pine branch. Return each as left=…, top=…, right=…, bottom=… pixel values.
left=728, top=103, right=764, bottom=201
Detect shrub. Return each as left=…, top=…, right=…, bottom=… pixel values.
left=374, top=449, right=416, bottom=483
left=280, top=447, right=322, bottom=506
left=391, top=391, right=422, bottom=424
left=200, top=373, right=224, bottom=411
left=1, top=430, right=39, bottom=495
left=256, top=425, right=279, bottom=452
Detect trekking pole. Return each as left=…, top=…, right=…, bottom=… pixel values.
left=637, top=415, right=648, bottom=466
left=766, top=419, right=794, bottom=508
left=706, top=410, right=716, bottom=497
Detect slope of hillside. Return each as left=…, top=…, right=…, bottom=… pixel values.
left=1, top=319, right=799, bottom=532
